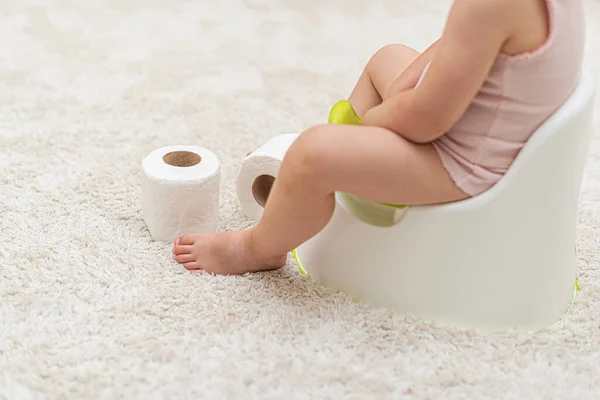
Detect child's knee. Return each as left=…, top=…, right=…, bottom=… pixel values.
left=284, top=125, right=335, bottom=179
left=368, top=44, right=414, bottom=71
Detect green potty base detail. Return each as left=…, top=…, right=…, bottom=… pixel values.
left=547, top=275, right=581, bottom=331
left=291, top=248, right=307, bottom=276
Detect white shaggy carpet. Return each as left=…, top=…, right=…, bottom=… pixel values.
left=1, top=0, right=600, bottom=398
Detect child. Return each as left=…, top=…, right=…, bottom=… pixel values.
left=173, top=0, right=585, bottom=274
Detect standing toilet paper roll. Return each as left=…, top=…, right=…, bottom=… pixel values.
left=235, top=133, right=299, bottom=221
left=141, top=145, right=220, bottom=242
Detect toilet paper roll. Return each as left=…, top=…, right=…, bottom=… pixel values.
left=235, top=133, right=299, bottom=221
left=141, top=145, right=220, bottom=242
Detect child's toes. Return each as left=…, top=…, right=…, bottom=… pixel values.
left=173, top=244, right=193, bottom=255
left=178, top=235, right=197, bottom=245
left=183, top=261, right=202, bottom=271
left=175, top=253, right=196, bottom=264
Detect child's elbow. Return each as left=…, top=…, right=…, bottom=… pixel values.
left=407, top=113, right=453, bottom=144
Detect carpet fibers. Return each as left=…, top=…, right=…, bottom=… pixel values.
left=1, top=1, right=600, bottom=399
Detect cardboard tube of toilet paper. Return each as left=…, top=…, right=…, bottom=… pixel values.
left=235, top=133, right=299, bottom=221
left=141, top=145, right=220, bottom=242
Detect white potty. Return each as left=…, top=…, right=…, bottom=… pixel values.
left=293, top=71, right=596, bottom=330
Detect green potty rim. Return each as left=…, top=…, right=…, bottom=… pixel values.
left=380, top=203, right=409, bottom=210
left=328, top=100, right=363, bottom=125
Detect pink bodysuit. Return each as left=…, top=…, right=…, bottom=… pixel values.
left=431, top=0, right=585, bottom=196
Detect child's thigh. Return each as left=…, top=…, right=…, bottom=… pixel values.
left=288, top=124, right=469, bottom=206
left=366, top=44, right=420, bottom=100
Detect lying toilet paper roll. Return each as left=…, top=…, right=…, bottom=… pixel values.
left=235, top=133, right=299, bottom=221
left=141, top=145, right=220, bottom=242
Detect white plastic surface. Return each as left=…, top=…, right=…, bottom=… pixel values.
left=295, top=70, right=596, bottom=330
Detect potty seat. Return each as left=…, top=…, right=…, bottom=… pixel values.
left=292, top=70, right=596, bottom=330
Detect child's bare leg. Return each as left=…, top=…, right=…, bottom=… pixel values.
left=244, top=45, right=418, bottom=157
left=173, top=124, right=468, bottom=275
left=348, top=44, right=419, bottom=116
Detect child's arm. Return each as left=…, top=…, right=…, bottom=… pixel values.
left=362, top=0, right=517, bottom=144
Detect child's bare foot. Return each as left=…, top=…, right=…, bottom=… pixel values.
left=172, top=231, right=287, bottom=275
